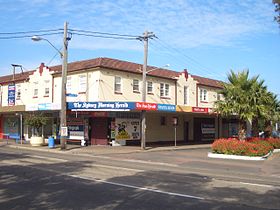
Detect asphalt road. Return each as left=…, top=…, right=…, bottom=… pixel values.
left=0, top=146, right=279, bottom=210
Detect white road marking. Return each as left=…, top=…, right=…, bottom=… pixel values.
left=92, top=164, right=144, bottom=172
left=69, top=174, right=205, bottom=200
left=239, top=182, right=278, bottom=189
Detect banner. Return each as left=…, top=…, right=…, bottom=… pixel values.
left=115, top=118, right=140, bottom=141
left=8, top=83, right=15, bottom=106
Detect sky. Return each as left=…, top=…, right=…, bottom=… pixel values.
left=0, top=0, right=279, bottom=97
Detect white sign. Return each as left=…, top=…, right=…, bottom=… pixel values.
left=61, top=126, right=68, bottom=137
left=115, top=118, right=140, bottom=141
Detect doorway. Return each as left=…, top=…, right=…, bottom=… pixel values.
left=90, top=117, right=108, bottom=145
left=184, top=122, right=189, bottom=142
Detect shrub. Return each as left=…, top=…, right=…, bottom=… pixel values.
left=265, top=138, right=280, bottom=149
left=212, top=138, right=273, bottom=157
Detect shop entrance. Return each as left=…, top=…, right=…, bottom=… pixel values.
left=90, top=117, right=108, bottom=145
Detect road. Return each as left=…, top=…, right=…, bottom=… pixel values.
left=0, top=146, right=279, bottom=209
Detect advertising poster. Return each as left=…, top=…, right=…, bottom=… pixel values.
left=201, top=123, right=215, bottom=140
left=8, top=83, right=15, bottom=106
left=115, top=118, right=140, bottom=141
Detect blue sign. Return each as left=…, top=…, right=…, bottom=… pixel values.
left=157, top=104, right=176, bottom=112
left=8, top=83, right=15, bottom=106
left=68, top=102, right=135, bottom=111
left=38, top=103, right=52, bottom=110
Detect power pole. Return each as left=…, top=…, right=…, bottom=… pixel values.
left=138, top=31, right=156, bottom=150
left=60, top=21, right=69, bottom=150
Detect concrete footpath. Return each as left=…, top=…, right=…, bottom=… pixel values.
left=0, top=139, right=212, bottom=156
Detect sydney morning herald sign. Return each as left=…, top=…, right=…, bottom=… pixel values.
left=68, top=102, right=135, bottom=111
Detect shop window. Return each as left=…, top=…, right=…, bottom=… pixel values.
left=147, top=81, right=153, bottom=94
left=200, top=88, right=208, bottom=102
left=133, top=79, right=139, bottom=92
left=114, top=76, right=122, bottom=93
left=160, top=116, right=166, bottom=126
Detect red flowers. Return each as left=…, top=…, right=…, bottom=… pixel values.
left=212, top=137, right=280, bottom=157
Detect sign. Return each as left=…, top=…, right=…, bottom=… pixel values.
left=172, top=117, right=178, bottom=126
left=68, top=125, right=84, bottom=140
left=192, top=107, right=209, bottom=113
left=157, top=104, right=176, bottom=112
left=8, top=83, right=15, bottom=106
left=115, top=118, right=140, bottom=141
left=61, top=126, right=68, bottom=137
left=201, top=123, right=215, bottom=140
left=26, top=103, right=61, bottom=111
left=68, top=102, right=135, bottom=111
left=176, top=105, right=192, bottom=112
left=91, top=112, right=108, bottom=117
left=135, top=102, right=157, bottom=111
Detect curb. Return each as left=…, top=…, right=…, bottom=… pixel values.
left=207, top=152, right=272, bottom=161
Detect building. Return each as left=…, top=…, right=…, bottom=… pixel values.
left=0, top=57, right=234, bottom=146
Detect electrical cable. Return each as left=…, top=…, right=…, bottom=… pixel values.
left=71, top=32, right=138, bottom=40
left=69, top=29, right=138, bottom=38
left=0, top=32, right=63, bottom=40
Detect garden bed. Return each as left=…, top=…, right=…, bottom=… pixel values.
left=209, top=137, right=280, bottom=160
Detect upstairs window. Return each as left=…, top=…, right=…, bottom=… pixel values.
left=200, top=88, right=208, bottom=102
left=133, top=79, right=140, bottom=92
left=184, top=86, right=188, bottom=105
left=160, top=83, right=170, bottom=97
left=44, top=80, right=50, bottom=97
left=33, top=82, right=38, bottom=97
left=79, top=74, right=87, bottom=93
left=66, top=76, right=71, bottom=94
left=147, top=81, right=153, bottom=94
left=16, top=84, right=21, bottom=100
left=114, top=76, right=122, bottom=93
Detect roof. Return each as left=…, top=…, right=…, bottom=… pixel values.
left=192, top=75, right=223, bottom=89
left=0, top=57, right=222, bottom=88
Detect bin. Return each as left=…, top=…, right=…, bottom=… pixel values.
left=48, top=136, right=55, bottom=148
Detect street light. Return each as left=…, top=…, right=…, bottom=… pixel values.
left=32, top=22, right=70, bottom=150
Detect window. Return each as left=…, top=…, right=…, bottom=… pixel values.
left=66, top=76, right=71, bottom=93
left=184, top=86, right=188, bottom=105
left=16, top=84, right=21, bottom=100
left=200, top=88, right=208, bottom=102
left=33, top=82, right=38, bottom=97
left=114, top=76, right=122, bottom=93
left=133, top=79, right=139, bottom=92
left=147, top=81, right=153, bottom=94
left=44, top=80, right=50, bottom=97
left=160, top=83, right=170, bottom=97
left=79, top=74, right=87, bottom=93
left=217, top=93, right=222, bottom=101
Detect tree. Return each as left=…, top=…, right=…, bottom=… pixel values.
left=273, top=0, right=280, bottom=25
left=216, top=70, right=280, bottom=139
left=25, top=113, right=47, bottom=137
left=215, top=70, right=258, bottom=140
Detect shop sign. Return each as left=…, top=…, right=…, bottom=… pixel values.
left=176, top=105, right=192, bottom=112
left=192, top=107, right=209, bottom=113
left=68, top=102, right=135, bottom=111
left=157, top=104, right=176, bottom=112
left=115, top=118, right=140, bottom=141
left=201, top=124, right=215, bottom=134
left=135, top=102, right=157, bottom=111
left=26, top=103, right=61, bottom=111
left=91, top=112, right=108, bottom=117
left=8, top=83, right=15, bottom=106
left=68, top=125, right=84, bottom=140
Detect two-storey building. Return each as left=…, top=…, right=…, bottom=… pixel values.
left=0, top=57, right=233, bottom=146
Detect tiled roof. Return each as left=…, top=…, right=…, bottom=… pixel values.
left=192, top=75, right=223, bottom=89
left=0, top=57, right=222, bottom=88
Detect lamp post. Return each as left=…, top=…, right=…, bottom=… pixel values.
left=32, top=22, right=70, bottom=150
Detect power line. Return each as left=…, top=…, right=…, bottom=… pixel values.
left=69, top=29, right=138, bottom=38
left=0, top=32, right=63, bottom=40
left=71, top=32, right=137, bottom=40
left=0, top=29, right=63, bottom=35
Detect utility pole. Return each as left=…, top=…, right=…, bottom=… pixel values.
left=139, top=31, right=156, bottom=150
left=60, top=21, right=69, bottom=150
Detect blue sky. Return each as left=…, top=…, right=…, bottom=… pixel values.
left=0, top=0, right=279, bottom=97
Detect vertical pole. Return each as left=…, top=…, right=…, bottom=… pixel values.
left=141, top=31, right=148, bottom=150
left=175, top=126, right=177, bottom=147
left=60, top=21, right=68, bottom=150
